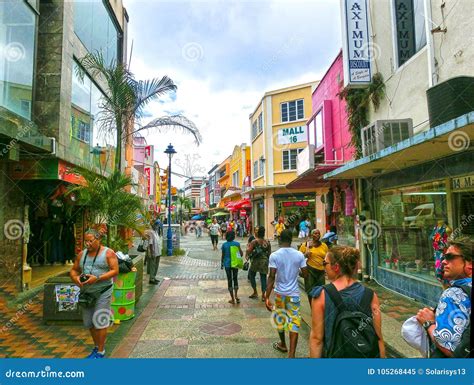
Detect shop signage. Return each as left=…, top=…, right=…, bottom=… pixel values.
left=144, top=167, right=151, bottom=196
left=58, top=161, right=85, bottom=185
left=144, top=145, right=152, bottom=160
left=277, top=126, right=307, bottom=145
left=452, top=175, right=474, bottom=190
left=341, top=0, right=372, bottom=86
left=395, top=0, right=416, bottom=66
left=240, top=210, right=247, bottom=216
left=282, top=201, right=309, bottom=207
left=297, top=145, right=315, bottom=176
left=9, top=159, right=58, bottom=180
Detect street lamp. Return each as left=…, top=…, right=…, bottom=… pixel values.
left=164, top=143, right=176, bottom=256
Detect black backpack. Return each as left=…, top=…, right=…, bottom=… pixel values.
left=325, top=283, right=380, bottom=358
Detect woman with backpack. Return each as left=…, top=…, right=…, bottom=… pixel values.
left=246, top=226, right=271, bottom=301
left=221, top=231, right=244, bottom=304
left=309, top=246, right=386, bottom=358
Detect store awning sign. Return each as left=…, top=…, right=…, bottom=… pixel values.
left=277, top=126, right=307, bottom=145
left=341, top=0, right=372, bottom=86
left=282, top=201, right=309, bottom=207
left=452, top=175, right=474, bottom=191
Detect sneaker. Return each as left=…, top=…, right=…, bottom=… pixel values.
left=93, top=352, right=105, bottom=359
left=86, top=347, right=98, bottom=358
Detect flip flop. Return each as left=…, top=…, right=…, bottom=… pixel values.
left=272, top=342, right=288, bottom=353
left=236, top=298, right=241, bottom=303
left=249, top=294, right=258, bottom=299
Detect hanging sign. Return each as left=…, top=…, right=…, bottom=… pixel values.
left=282, top=201, right=309, bottom=208
left=277, top=126, right=307, bottom=145
left=144, top=167, right=151, bottom=196
left=341, top=0, right=372, bottom=86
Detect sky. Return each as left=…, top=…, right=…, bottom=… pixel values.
left=124, top=0, right=342, bottom=187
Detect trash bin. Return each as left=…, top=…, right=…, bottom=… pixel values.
left=43, top=273, right=82, bottom=323
left=111, top=270, right=136, bottom=321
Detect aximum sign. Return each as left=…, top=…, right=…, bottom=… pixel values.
left=341, top=0, right=372, bottom=87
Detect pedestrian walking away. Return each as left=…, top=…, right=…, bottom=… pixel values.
left=220, top=221, right=227, bottom=240
left=209, top=218, right=221, bottom=251
left=221, top=231, right=244, bottom=304
left=275, top=218, right=285, bottom=244
left=145, top=229, right=162, bottom=285
left=309, top=246, right=385, bottom=358
left=265, top=229, right=308, bottom=358
left=299, top=229, right=328, bottom=305
left=414, top=237, right=472, bottom=358
left=246, top=226, right=271, bottom=302
left=70, top=229, right=119, bottom=359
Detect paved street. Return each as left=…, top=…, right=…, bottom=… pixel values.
left=112, top=234, right=311, bottom=358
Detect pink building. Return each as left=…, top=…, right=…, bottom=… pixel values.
left=288, top=51, right=358, bottom=246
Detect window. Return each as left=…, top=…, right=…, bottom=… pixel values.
left=281, top=99, right=304, bottom=122
left=74, top=0, right=119, bottom=64
left=71, top=61, right=116, bottom=146
left=253, top=160, right=258, bottom=178
left=251, top=120, right=258, bottom=139
left=282, top=148, right=304, bottom=170
left=232, top=171, right=239, bottom=187
left=393, top=0, right=426, bottom=67
left=0, top=0, right=36, bottom=119
left=315, top=110, right=323, bottom=148
left=378, top=181, right=447, bottom=281
left=259, top=157, right=265, bottom=177
left=258, top=112, right=263, bottom=133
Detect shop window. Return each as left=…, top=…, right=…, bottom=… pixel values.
left=281, top=99, right=304, bottom=122
left=377, top=181, right=447, bottom=281
left=393, top=0, right=426, bottom=67
left=0, top=0, right=36, bottom=119
left=282, top=148, right=303, bottom=170
left=251, top=120, right=257, bottom=139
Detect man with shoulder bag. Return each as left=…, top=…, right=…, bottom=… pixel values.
left=416, top=237, right=472, bottom=358
left=70, top=229, right=119, bottom=359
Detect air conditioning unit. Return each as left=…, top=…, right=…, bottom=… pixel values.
left=361, top=119, right=413, bottom=157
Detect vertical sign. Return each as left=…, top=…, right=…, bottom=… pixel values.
left=144, top=145, right=152, bottom=161
left=395, top=0, right=416, bottom=66
left=341, top=0, right=372, bottom=86
left=144, top=167, right=151, bottom=196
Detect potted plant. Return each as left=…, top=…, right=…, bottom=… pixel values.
left=392, top=258, right=399, bottom=270
left=383, top=258, right=391, bottom=268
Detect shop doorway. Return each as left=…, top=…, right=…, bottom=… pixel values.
left=453, top=192, right=474, bottom=240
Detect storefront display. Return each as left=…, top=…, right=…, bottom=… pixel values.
left=377, top=181, right=447, bottom=281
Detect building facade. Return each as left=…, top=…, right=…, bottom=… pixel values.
left=0, top=0, right=128, bottom=291
left=249, top=82, right=319, bottom=237
left=327, top=0, right=474, bottom=306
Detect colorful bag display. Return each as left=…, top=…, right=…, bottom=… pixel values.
left=230, top=245, right=243, bottom=269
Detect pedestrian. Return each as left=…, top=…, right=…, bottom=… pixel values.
left=246, top=226, right=271, bottom=301
left=305, top=218, right=311, bottom=237
left=196, top=221, right=202, bottom=238
left=275, top=218, right=285, bottom=244
left=70, top=229, right=119, bottom=359
left=298, top=218, right=308, bottom=239
left=309, top=246, right=385, bottom=358
left=221, top=231, right=243, bottom=304
left=321, top=226, right=338, bottom=248
left=415, top=237, right=472, bottom=358
left=145, top=229, right=161, bottom=285
left=265, top=229, right=308, bottom=358
left=220, top=220, right=227, bottom=240
left=299, top=229, right=329, bottom=305
left=153, top=218, right=163, bottom=236
left=209, top=218, right=221, bottom=251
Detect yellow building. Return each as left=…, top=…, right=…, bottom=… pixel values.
left=249, top=81, right=319, bottom=237
left=216, top=156, right=231, bottom=208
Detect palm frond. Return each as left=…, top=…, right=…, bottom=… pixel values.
left=134, top=115, right=202, bottom=145
left=132, top=76, right=177, bottom=118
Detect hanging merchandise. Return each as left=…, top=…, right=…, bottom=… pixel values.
left=344, top=184, right=355, bottom=216
left=326, top=188, right=334, bottom=216
left=332, top=186, right=342, bottom=213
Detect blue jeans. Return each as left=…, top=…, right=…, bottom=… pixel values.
left=249, top=270, right=267, bottom=293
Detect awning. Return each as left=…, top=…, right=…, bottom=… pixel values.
left=222, top=188, right=242, bottom=199
left=325, top=112, right=474, bottom=179
left=212, top=211, right=229, bottom=217
left=286, top=164, right=340, bottom=189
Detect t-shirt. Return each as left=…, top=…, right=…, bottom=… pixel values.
left=299, top=241, right=328, bottom=270
left=299, top=221, right=308, bottom=232
left=221, top=241, right=241, bottom=268
left=275, top=223, right=285, bottom=236
left=209, top=223, right=220, bottom=236
left=268, top=248, right=306, bottom=297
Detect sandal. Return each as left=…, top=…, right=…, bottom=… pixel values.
left=272, top=342, right=288, bottom=353
left=228, top=299, right=235, bottom=304
left=236, top=298, right=241, bottom=304
left=249, top=294, right=258, bottom=299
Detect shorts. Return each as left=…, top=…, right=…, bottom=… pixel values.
left=81, top=286, right=113, bottom=329
left=274, top=293, right=301, bottom=333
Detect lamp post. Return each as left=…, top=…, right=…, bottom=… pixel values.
left=164, top=143, right=176, bottom=256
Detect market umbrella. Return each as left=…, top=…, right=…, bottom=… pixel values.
left=212, top=212, right=228, bottom=217
left=191, top=215, right=203, bottom=220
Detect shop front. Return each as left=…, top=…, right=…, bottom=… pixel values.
left=274, top=193, right=316, bottom=235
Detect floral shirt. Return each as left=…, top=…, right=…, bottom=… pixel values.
left=433, top=278, right=471, bottom=352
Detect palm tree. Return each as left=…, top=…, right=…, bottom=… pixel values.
left=177, top=196, right=193, bottom=225
left=76, top=52, right=202, bottom=171
left=67, top=168, right=143, bottom=246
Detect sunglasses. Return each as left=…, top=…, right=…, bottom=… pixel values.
left=444, top=253, right=464, bottom=261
